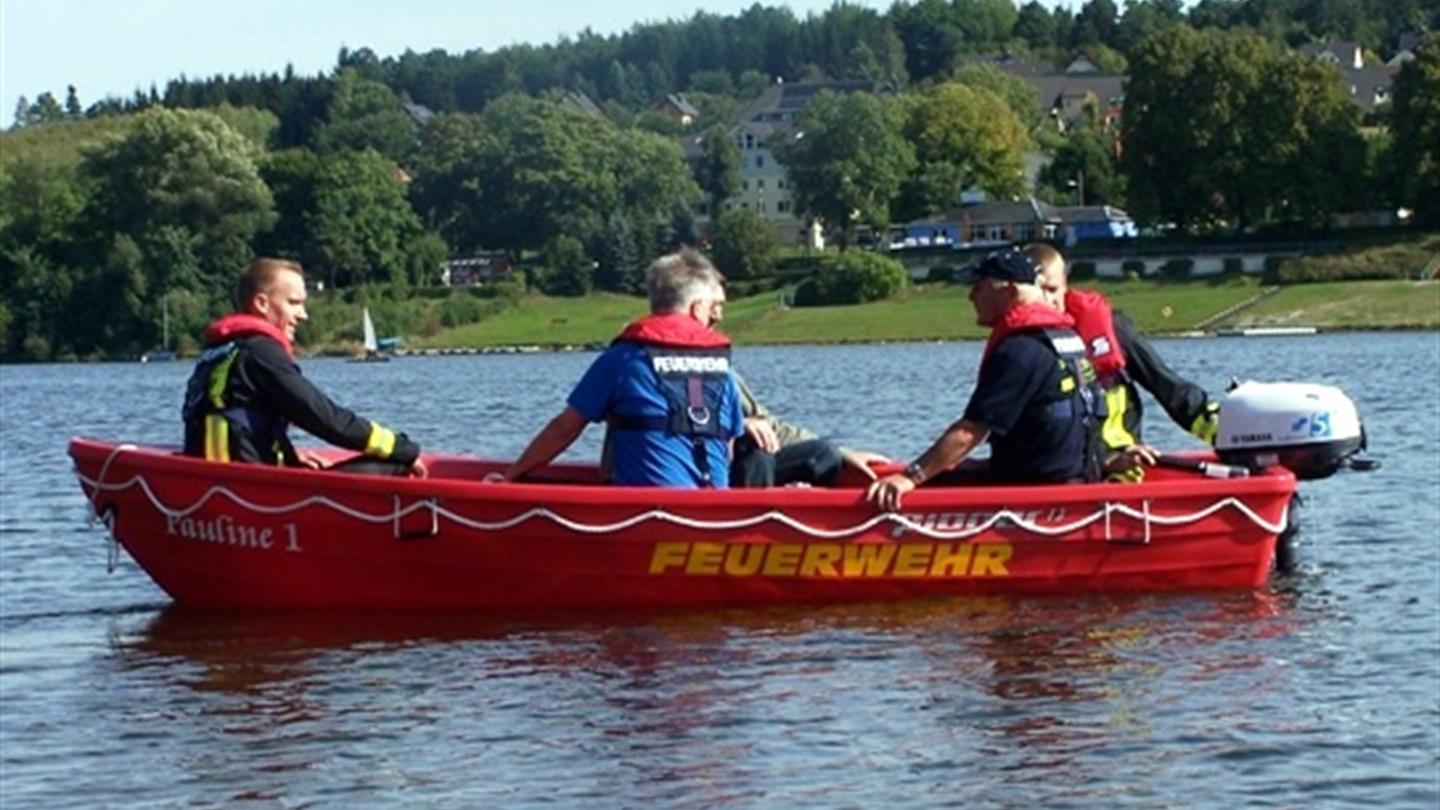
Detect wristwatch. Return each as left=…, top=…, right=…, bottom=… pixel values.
left=902, top=461, right=926, bottom=484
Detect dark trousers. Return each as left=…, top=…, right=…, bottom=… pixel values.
left=731, top=437, right=844, bottom=488
left=924, top=459, right=1086, bottom=486
left=328, top=456, right=413, bottom=476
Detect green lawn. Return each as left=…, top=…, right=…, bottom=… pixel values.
left=1227, top=281, right=1440, bottom=329
left=413, top=278, right=1439, bottom=349
left=415, top=292, right=649, bottom=347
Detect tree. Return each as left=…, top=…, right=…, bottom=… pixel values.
left=65, top=234, right=149, bottom=355
left=612, top=128, right=701, bottom=241
left=1122, top=26, right=1365, bottom=231
left=776, top=92, right=916, bottom=248
left=414, top=94, right=693, bottom=261
left=538, top=234, right=592, bottom=296
left=78, top=107, right=275, bottom=296
left=711, top=208, right=777, bottom=280
left=313, top=69, right=418, bottom=163
left=688, top=69, right=734, bottom=95
left=13, top=95, right=29, bottom=127
left=892, top=0, right=966, bottom=82
left=0, top=159, right=86, bottom=253
left=1115, top=0, right=1184, bottom=55
left=1388, top=35, right=1440, bottom=226
left=404, top=231, right=451, bottom=288
left=1072, top=0, right=1120, bottom=49
left=467, top=94, right=622, bottom=253
left=589, top=212, right=639, bottom=292
left=26, top=93, right=65, bottom=125
left=409, top=112, right=489, bottom=250
left=307, top=148, right=428, bottom=289
left=950, top=0, right=1021, bottom=54
left=895, top=82, right=1030, bottom=222
left=951, top=63, right=1044, bottom=132
left=0, top=161, right=84, bottom=358
left=696, top=126, right=741, bottom=218
left=0, top=246, right=74, bottom=359
left=1039, top=127, right=1125, bottom=206
left=257, top=147, right=324, bottom=264
left=64, top=86, right=83, bottom=118
left=1015, top=2, right=1059, bottom=50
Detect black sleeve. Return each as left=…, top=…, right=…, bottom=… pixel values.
left=243, top=339, right=419, bottom=465
left=1114, top=309, right=1211, bottom=431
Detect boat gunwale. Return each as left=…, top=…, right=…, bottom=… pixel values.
left=69, top=437, right=1298, bottom=513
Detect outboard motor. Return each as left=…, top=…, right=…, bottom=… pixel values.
left=1216, top=381, right=1376, bottom=480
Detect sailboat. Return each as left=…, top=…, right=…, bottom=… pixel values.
left=140, top=295, right=176, bottom=363
left=351, top=307, right=390, bottom=363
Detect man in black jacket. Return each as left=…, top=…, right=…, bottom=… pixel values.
left=1026, top=243, right=1219, bottom=448
left=182, top=258, right=426, bottom=476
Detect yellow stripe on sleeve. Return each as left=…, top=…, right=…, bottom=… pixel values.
left=1100, top=385, right=1136, bottom=451
left=364, top=422, right=397, bottom=458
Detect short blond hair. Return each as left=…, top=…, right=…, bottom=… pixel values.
left=236, top=258, right=304, bottom=310
left=1021, top=242, right=1066, bottom=277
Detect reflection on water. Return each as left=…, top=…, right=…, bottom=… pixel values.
left=3, top=334, right=1438, bottom=807
left=89, top=594, right=1310, bottom=806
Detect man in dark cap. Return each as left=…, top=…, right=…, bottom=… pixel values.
left=867, top=248, right=1125, bottom=510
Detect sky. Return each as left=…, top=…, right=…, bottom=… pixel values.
left=1, top=0, right=1084, bottom=126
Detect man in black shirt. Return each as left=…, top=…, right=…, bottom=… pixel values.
left=182, top=258, right=425, bottom=476
left=867, top=249, right=1113, bottom=511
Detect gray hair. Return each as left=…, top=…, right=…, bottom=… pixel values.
left=646, top=249, right=726, bottom=313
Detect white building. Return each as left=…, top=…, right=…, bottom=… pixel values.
left=685, top=80, right=893, bottom=246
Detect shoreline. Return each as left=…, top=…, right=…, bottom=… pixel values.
left=6, top=323, right=1437, bottom=364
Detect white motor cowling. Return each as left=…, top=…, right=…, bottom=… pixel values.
left=1216, top=381, right=1367, bottom=480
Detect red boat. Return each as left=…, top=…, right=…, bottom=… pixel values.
left=70, top=438, right=1297, bottom=610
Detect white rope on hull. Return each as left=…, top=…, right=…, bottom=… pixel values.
left=76, top=468, right=1291, bottom=542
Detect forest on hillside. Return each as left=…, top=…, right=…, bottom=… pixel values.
left=3, top=0, right=1437, bottom=360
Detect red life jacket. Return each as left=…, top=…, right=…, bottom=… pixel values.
left=981, top=302, right=1076, bottom=364
left=1064, top=289, right=1126, bottom=380
left=614, top=312, right=730, bottom=348
left=203, top=314, right=294, bottom=358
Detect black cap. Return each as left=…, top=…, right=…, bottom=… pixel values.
left=957, top=248, right=1040, bottom=284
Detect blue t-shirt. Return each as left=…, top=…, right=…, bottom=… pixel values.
left=568, top=342, right=745, bottom=487
left=963, top=331, right=1089, bottom=483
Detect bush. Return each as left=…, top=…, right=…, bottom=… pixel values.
left=1222, top=257, right=1245, bottom=277
left=711, top=208, right=778, bottom=280
left=728, top=277, right=786, bottom=298
left=1121, top=260, right=1146, bottom=277
left=1070, top=260, right=1099, bottom=280
left=439, top=290, right=488, bottom=327
left=793, top=251, right=909, bottom=307
left=1159, top=258, right=1194, bottom=280
left=1261, top=255, right=1289, bottom=282
left=924, top=265, right=955, bottom=283
left=1275, top=245, right=1428, bottom=283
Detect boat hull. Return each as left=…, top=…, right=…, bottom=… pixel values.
left=70, top=439, right=1297, bottom=609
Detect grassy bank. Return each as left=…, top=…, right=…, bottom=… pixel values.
left=406, top=277, right=1437, bottom=351
left=1229, top=280, right=1440, bottom=329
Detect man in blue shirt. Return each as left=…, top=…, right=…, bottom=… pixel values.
left=503, top=250, right=745, bottom=488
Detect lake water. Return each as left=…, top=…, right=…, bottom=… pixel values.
left=2, top=333, right=1438, bottom=808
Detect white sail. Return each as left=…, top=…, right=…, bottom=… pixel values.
left=362, top=307, right=378, bottom=353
